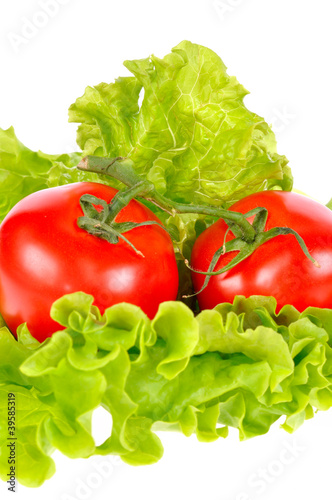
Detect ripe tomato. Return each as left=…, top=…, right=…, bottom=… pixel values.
left=191, top=191, right=332, bottom=312
left=0, top=182, right=178, bottom=341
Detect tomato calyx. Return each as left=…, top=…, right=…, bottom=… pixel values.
left=184, top=208, right=320, bottom=298
left=77, top=190, right=166, bottom=256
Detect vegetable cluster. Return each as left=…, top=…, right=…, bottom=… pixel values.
left=1, top=40, right=331, bottom=488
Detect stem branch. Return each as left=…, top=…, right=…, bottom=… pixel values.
left=78, top=156, right=257, bottom=242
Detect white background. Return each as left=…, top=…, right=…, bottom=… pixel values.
left=1, top=0, right=332, bottom=499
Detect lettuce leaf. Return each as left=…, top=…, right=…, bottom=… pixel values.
left=69, top=41, right=292, bottom=208
left=1, top=293, right=332, bottom=487
left=0, top=127, right=102, bottom=222
left=1, top=41, right=292, bottom=257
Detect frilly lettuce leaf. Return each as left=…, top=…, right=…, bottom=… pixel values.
left=0, top=127, right=101, bottom=222
left=69, top=40, right=292, bottom=208
left=1, top=293, right=332, bottom=487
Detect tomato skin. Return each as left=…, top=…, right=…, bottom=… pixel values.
left=0, top=182, right=178, bottom=341
left=191, top=191, right=332, bottom=312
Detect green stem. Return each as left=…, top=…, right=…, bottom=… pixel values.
left=77, top=155, right=318, bottom=296
left=183, top=224, right=320, bottom=298
left=78, top=156, right=257, bottom=243
left=79, top=156, right=145, bottom=188
left=105, top=181, right=155, bottom=223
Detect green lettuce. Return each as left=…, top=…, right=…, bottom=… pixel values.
left=69, top=40, right=292, bottom=207
left=1, top=293, right=332, bottom=487
left=0, top=127, right=101, bottom=222
left=0, top=41, right=292, bottom=246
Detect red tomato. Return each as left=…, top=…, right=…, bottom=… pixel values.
left=191, top=191, right=332, bottom=312
left=0, top=182, right=178, bottom=341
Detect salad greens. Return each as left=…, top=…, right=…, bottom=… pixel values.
left=1, top=40, right=291, bottom=226
left=69, top=40, right=292, bottom=207
left=1, top=293, right=332, bottom=487
left=0, top=41, right=330, bottom=488
left=0, top=127, right=93, bottom=223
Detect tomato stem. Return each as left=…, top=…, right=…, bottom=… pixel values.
left=77, top=156, right=319, bottom=296
left=78, top=156, right=257, bottom=243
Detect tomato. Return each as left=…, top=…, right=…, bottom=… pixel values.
left=190, top=190, right=332, bottom=312
left=0, top=182, right=178, bottom=341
